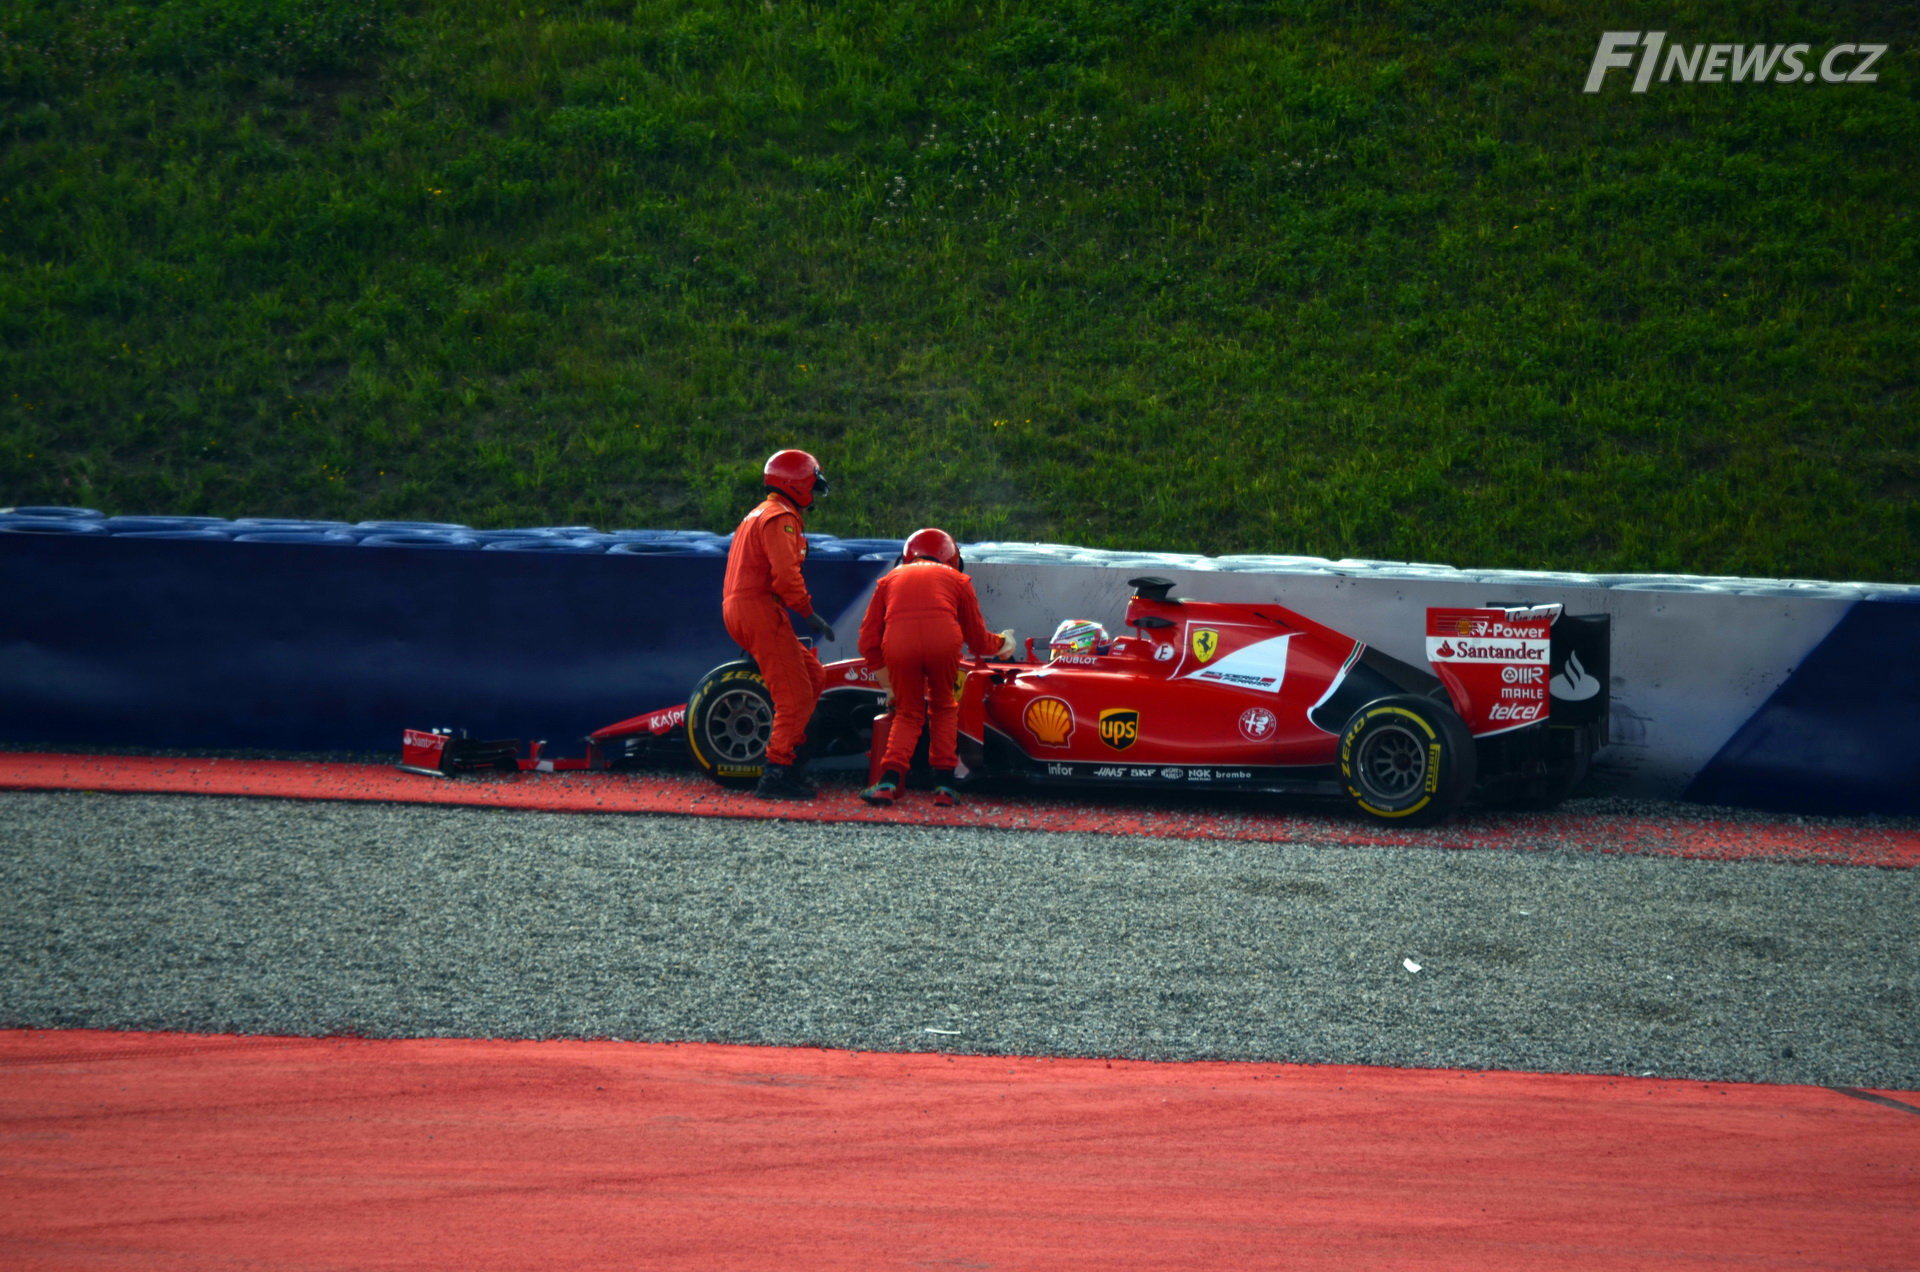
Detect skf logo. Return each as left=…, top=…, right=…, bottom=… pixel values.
left=1022, top=696, right=1074, bottom=747
left=1098, top=708, right=1140, bottom=751
left=1190, top=628, right=1220, bottom=664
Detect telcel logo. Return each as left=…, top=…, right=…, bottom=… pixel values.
left=1585, top=32, right=1887, bottom=92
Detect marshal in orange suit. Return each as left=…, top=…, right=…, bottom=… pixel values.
left=723, top=449, right=833, bottom=801
left=856, top=528, right=1012, bottom=807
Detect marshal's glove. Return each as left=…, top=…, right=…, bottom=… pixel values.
left=802, top=611, right=836, bottom=643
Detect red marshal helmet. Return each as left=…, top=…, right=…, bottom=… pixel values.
left=901, top=527, right=961, bottom=569
left=763, top=449, right=828, bottom=507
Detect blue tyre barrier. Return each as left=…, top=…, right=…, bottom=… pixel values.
left=104, top=516, right=233, bottom=534
left=828, top=538, right=906, bottom=557
left=608, top=540, right=726, bottom=557
left=481, top=538, right=609, bottom=553
left=2, top=506, right=103, bottom=520
left=468, top=529, right=563, bottom=545
left=604, top=529, right=685, bottom=543
left=0, top=516, right=110, bottom=535
left=231, top=518, right=362, bottom=534
left=112, top=529, right=233, bottom=541
left=355, top=520, right=474, bottom=535
left=358, top=532, right=481, bottom=550
left=234, top=531, right=361, bottom=545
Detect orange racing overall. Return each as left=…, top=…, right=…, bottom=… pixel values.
left=722, top=493, right=828, bottom=767
left=857, top=560, right=998, bottom=777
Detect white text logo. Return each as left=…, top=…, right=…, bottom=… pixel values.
left=1585, top=32, right=1886, bottom=92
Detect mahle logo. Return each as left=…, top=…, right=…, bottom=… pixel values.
left=1585, top=32, right=1887, bottom=92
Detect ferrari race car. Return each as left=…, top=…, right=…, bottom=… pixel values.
left=404, top=576, right=1611, bottom=827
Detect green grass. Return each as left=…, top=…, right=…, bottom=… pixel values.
left=2, top=0, right=1915, bottom=580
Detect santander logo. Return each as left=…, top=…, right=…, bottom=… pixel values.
left=1552, top=651, right=1602, bottom=702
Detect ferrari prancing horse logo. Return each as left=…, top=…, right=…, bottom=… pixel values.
left=1190, top=628, right=1221, bottom=664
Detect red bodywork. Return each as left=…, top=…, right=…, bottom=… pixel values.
left=405, top=577, right=1608, bottom=817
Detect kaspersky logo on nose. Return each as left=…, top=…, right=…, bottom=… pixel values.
left=1584, top=31, right=1886, bottom=92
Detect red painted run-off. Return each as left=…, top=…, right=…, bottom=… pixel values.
left=7, top=754, right=1918, bottom=1268
left=2, top=1030, right=1917, bottom=1272
left=3, top=751, right=1917, bottom=867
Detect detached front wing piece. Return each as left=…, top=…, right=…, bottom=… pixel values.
left=399, top=728, right=522, bottom=777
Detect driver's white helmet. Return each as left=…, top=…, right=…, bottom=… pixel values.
left=1048, top=618, right=1108, bottom=661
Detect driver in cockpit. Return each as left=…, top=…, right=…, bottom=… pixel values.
left=1047, top=619, right=1111, bottom=661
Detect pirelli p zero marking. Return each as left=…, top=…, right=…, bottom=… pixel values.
left=1337, top=696, right=1476, bottom=829
left=686, top=662, right=774, bottom=789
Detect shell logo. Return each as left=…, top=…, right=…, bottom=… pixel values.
left=1022, top=696, right=1074, bottom=747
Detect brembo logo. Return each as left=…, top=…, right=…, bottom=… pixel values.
left=1585, top=32, right=1887, bottom=92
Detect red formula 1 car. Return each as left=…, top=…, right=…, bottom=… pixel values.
left=409, top=576, right=1610, bottom=826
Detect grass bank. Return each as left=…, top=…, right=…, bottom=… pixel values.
left=2, top=0, right=1914, bottom=579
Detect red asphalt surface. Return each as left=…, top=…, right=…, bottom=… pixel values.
left=4, top=753, right=1918, bottom=1269
left=4, top=750, right=1918, bottom=867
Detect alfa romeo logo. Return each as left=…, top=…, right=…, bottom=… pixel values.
left=1238, top=706, right=1276, bottom=741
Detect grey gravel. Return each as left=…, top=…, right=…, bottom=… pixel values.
left=1, top=788, right=1914, bottom=1089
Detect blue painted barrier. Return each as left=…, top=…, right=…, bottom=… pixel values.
left=4, top=519, right=1914, bottom=814
left=1685, top=597, right=1920, bottom=814
left=0, top=532, right=885, bottom=754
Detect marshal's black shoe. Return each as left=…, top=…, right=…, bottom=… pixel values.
left=753, top=762, right=817, bottom=801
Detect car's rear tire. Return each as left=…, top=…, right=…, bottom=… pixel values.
left=686, top=660, right=774, bottom=788
left=1338, top=695, right=1477, bottom=827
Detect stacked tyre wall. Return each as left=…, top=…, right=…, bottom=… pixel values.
left=3, top=507, right=1916, bottom=816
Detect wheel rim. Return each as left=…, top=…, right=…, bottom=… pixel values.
left=1355, top=721, right=1429, bottom=804
left=702, top=686, right=772, bottom=765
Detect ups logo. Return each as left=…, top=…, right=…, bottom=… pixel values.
left=1097, top=708, right=1140, bottom=750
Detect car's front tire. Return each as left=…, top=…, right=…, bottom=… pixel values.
left=1338, top=695, right=1477, bottom=827
left=685, top=660, right=774, bottom=788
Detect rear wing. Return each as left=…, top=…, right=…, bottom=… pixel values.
left=1426, top=605, right=1610, bottom=738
